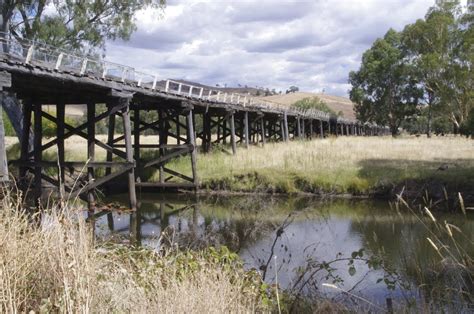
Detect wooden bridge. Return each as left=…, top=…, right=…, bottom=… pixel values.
left=0, top=34, right=388, bottom=210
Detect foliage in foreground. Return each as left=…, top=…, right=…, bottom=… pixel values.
left=0, top=192, right=268, bottom=313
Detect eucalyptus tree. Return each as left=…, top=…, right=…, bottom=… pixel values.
left=402, top=1, right=474, bottom=136
left=1, top=0, right=165, bottom=51
left=402, top=4, right=458, bottom=137
left=0, top=0, right=165, bottom=138
left=349, top=29, right=422, bottom=136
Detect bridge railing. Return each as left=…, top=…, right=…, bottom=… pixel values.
left=0, top=33, right=364, bottom=123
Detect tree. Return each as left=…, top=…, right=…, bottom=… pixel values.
left=286, top=86, right=299, bottom=94
left=1, top=0, right=165, bottom=52
left=441, top=3, right=474, bottom=133
left=460, top=107, right=474, bottom=138
left=349, top=29, right=422, bottom=136
left=291, top=97, right=339, bottom=116
left=402, top=5, right=457, bottom=137
left=401, top=1, right=473, bottom=135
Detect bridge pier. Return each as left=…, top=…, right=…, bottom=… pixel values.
left=121, top=102, right=137, bottom=212
left=229, top=111, right=237, bottom=155
left=87, top=102, right=96, bottom=213
left=244, top=111, right=249, bottom=148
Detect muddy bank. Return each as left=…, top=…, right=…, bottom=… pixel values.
left=197, top=174, right=473, bottom=212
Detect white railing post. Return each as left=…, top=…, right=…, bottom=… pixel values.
left=102, top=63, right=108, bottom=79
left=224, top=93, right=228, bottom=102
left=188, top=86, right=193, bottom=96
left=199, top=88, right=204, bottom=98
left=80, top=58, right=88, bottom=75
left=230, top=93, right=234, bottom=103
left=217, top=92, right=221, bottom=101
left=152, top=76, right=158, bottom=90
left=165, top=80, right=170, bottom=92
left=207, top=90, right=212, bottom=99
left=25, top=45, right=35, bottom=64
left=121, top=68, right=127, bottom=82
left=178, top=83, right=182, bottom=94
left=55, top=53, right=64, bottom=70
left=137, top=75, right=143, bottom=87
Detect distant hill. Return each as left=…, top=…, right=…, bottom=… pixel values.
left=255, top=92, right=356, bottom=120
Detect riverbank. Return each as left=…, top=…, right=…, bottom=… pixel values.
left=0, top=194, right=270, bottom=312
left=171, top=136, right=474, bottom=207
left=2, top=192, right=472, bottom=312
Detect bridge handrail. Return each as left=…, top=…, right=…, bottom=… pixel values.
left=0, top=32, right=366, bottom=123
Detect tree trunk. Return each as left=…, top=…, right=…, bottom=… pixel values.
left=390, top=126, right=399, bottom=137
left=1, top=8, right=11, bottom=53
left=0, top=11, right=26, bottom=143
left=426, top=94, right=433, bottom=138
left=2, top=94, right=24, bottom=138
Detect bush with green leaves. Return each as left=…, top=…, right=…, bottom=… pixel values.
left=2, top=110, right=15, bottom=136
left=291, top=97, right=340, bottom=116
left=460, top=109, right=474, bottom=138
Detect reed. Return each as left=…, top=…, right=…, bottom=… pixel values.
left=0, top=189, right=266, bottom=313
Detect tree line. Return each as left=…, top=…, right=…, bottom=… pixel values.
left=349, top=1, right=473, bottom=137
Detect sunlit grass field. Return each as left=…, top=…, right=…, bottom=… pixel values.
left=5, top=135, right=474, bottom=195
left=171, top=136, right=474, bottom=195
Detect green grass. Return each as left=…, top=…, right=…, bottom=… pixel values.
left=168, top=136, right=474, bottom=198
left=6, top=135, right=473, bottom=200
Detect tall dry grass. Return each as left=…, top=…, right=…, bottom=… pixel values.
left=0, top=190, right=265, bottom=313
left=171, top=136, right=474, bottom=194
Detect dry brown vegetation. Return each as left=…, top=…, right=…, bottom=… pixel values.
left=0, top=191, right=265, bottom=313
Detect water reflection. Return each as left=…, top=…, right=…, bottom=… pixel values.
left=91, top=194, right=474, bottom=307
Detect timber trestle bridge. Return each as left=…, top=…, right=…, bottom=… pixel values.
left=0, top=34, right=388, bottom=210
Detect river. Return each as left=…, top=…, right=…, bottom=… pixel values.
left=92, top=194, right=474, bottom=310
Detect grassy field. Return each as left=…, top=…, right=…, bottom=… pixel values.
left=6, top=135, right=473, bottom=200
left=171, top=136, right=474, bottom=198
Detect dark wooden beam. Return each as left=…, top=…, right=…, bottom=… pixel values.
left=230, top=113, right=237, bottom=155
left=87, top=102, right=95, bottom=212
left=0, top=90, right=8, bottom=183
left=121, top=101, right=137, bottom=211
left=33, top=104, right=42, bottom=207
left=187, top=110, right=198, bottom=186
left=56, top=103, right=65, bottom=198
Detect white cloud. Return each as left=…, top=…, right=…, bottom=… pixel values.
left=106, top=0, right=440, bottom=96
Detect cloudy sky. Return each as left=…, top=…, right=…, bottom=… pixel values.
left=106, top=0, right=444, bottom=97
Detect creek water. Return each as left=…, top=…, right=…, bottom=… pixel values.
left=93, top=194, right=473, bottom=309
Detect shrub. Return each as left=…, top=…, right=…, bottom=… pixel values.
left=2, top=109, right=16, bottom=136
left=460, top=108, right=474, bottom=138
left=291, top=97, right=341, bottom=116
